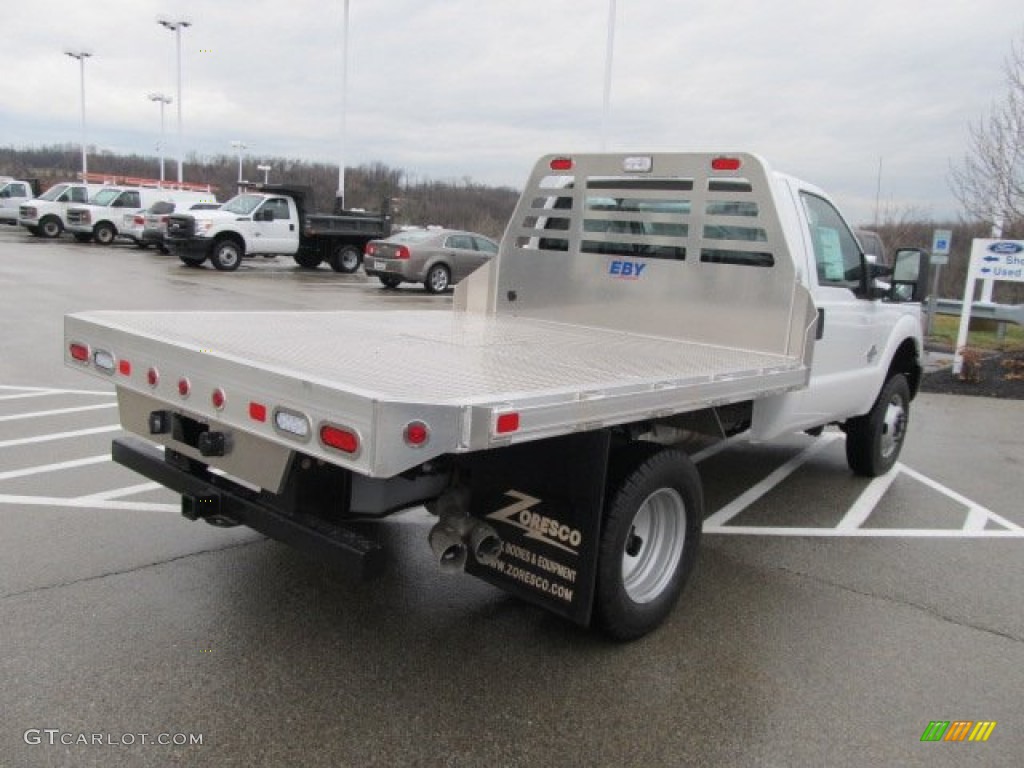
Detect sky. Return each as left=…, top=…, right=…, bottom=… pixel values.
left=3, top=0, right=1023, bottom=224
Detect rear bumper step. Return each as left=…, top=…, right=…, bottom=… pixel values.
left=112, top=436, right=385, bottom=580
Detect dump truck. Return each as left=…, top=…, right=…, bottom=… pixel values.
left=64, top=152, right=928, bottom=639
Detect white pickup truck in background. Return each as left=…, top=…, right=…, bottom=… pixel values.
left=64, top=152, right=929, bottom=639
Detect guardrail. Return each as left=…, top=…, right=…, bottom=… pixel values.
left=927, top=298, right=1024, bottom=326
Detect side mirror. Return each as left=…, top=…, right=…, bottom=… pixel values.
left=890, top=247, right=931, bottom=303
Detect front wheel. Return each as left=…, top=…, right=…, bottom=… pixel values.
left=594, top=446, right=703, bottom=641
left=210, top=239, right=243, bottom=271
left=424, top=264, right=451, bottom=293
left=40, top=217, right=63, bottom=238
left=845, top=374, right=910, bottom=477
left=93, top=222, right=116, bottom=245
left=328, top=244, right=362, bottom=273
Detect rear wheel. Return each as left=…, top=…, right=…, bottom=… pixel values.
left=40, top=217, right=63, bottom=238
left=425, top=264, right=451, bottom=293
left=379, top=276, right=401, bottom=289
left=328, top=244, right=362, bottom=273
left=845, top=374, right=910, bottom=477
left=594, top=446, right=703, bottom=640
left=210, top=239, right=243, bottom=271
left=293, top=251, right=323, bottom=269
left=93, top=222, right=116, bottom=245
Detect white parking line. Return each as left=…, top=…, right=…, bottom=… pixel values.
left=0, top=403, right=118, bottom=423
left=0, top=385, right=114, bottom=396
left=704, top=525, right=1024, bottom=538
left=0, top=425, right=121, bottom=450
left=0, top=455, right=109, bottom=482
left=0, top=392, right=63, bottom=402
left=837, top=470, right=901, bottom=530
left=75, top=482, right=164, bottom=502
left=0, top=495, right=178, bottom=513
left=702, top=434, right=840, bottom=527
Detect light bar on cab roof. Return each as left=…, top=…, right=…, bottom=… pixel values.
left=711, top=156, right=742, bottom=171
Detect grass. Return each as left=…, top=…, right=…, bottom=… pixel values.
left=927, top=313, right=1024, bottom=352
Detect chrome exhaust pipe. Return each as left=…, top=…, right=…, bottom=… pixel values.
left=468, top=523, right=501, bottom=567
left=428, top=522, right=467, bottom=573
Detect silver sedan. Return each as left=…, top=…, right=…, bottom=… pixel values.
left=363, top=228, right=498, bottom=293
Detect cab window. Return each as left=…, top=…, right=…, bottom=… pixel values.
left=800, top=192, right=863, bottom=288
left=261, top=198, right=291, bottom=220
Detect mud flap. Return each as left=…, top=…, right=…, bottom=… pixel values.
left=463, top=431, right=610, bottom=626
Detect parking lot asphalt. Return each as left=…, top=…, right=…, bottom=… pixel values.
left=1, top=228, right=1022, bottom=767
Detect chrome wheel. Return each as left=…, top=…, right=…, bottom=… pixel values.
left=880, top=393, right=907, bottom=459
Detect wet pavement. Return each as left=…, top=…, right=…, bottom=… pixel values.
left=1, top=229, right=1021, bottom=767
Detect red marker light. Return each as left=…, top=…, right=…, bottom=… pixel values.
left=711, top=156, right=742, bottom=171
left=211, top=388, right=226, bottom=410
left=177, top=378, right=191, bottom=398
left=147, top=367, right=160, bottom=388
left=118, top=359, right=132, bottom=376
left=496, top=413, right=520, bottom=434
left=550, top=157, right=574, bottom=171
left=249, top=402, right=267, bottom=422
left=404, top=421, right=430, bottom=447
left=69, top=342, right=90, bottom=362
left=320, top=424, right=360, bottom=454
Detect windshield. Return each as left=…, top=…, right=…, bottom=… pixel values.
left=39, top=184, right=69, bottom=202
left=90, top=188, right=121, bottom=206
left=220, top=194, right=265, bottom=215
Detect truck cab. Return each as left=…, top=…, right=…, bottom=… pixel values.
left=166, top=192, right=300, bottom=270
left=19, top=182, right=102, bottom=238
left=0, top=177, right=40, bottom=226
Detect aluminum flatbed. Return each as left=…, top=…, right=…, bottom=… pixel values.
left=66, top=308, right=809, bottom=479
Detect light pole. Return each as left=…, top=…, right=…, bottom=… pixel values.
left=157, top=16, right=191, bottom=183
left=337, top=0, right=350, bottom=212
left=600, top=0, right=617, bottom=150
left=148, top=93, right=172, bottom=183
left=230, top=140, right=248, bottom=194
left=64, top=49, right=93, bottom=179
left=257, top=164, right=272, bottom=185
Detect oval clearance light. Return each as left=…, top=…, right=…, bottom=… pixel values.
left=177, top=377, right=191, bottom=398
left=118, top=359, right=132, bottom=376
left=69, top=342, right=90, bottom=363
left=711, top=156, right=742, bottom=171
left=496, top=412, right=520, bottom=434
left=211, top=388, right=226, bottom=410
left=93, top=349, right=116, bottom=374
left=320, top=423, right=360, bottom=454
left=274, top=408, right=311, bottom=440
left=147, top=367, right=160, bottom=388
left=404, top=420, right=430, bottom=447
left=550, top=157, right=574, bottom=171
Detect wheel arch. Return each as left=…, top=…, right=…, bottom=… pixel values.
left=884, top=336, right=922, bottom=399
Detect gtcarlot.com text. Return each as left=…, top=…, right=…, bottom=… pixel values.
left=24, top=729, right=203, bottom=747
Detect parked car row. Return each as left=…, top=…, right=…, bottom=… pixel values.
left=15, top=175, right=218, bottom=248
left=9, top=175, right=499, bottom=292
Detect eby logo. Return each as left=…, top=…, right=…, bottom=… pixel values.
left=920, top=720, right=996, bottom=743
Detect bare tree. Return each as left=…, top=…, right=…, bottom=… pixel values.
left=949, top=29, right=1024, bottom=229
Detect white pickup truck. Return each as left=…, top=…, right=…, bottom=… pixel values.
left=64, top=153, right=928, bottom=639
left=164, top=185, right=391, bottom=272
left=0, top=177, right=40, bottom=226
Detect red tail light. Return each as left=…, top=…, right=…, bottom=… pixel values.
left=396, top=245, right=411, bottom=260
left=320, top=424, right=360, bottom=454
left=69, top=342, right=90, bottom=363
left=365, top=243, right=376, bottom=256
left=133, top=215, right=145, bottom=225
